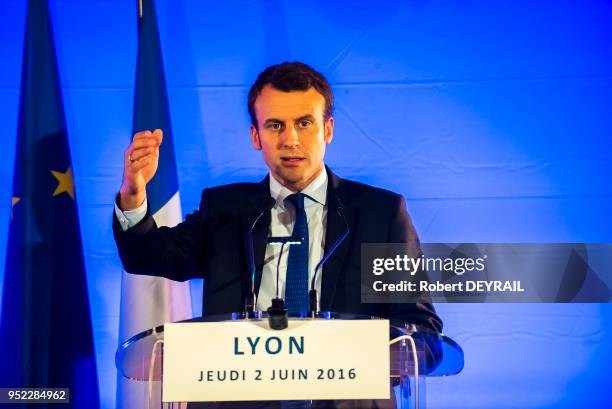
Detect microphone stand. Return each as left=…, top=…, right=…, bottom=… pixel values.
left=308, top=197, right=350, bottom=318
left=241, top=198, right=275, bottom=319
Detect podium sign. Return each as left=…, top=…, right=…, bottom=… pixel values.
left=162, top=319, right=390, bottom=402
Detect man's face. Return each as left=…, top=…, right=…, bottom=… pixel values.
left=250, top=85, right=334, bottom=192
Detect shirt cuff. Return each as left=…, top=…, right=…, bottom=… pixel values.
left=114, top=196, right=148, bottom=231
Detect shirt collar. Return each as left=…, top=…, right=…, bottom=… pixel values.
left=269, top=166, right=328, bottom=209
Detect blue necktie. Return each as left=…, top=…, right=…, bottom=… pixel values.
left=284, top=193, right=309, bottom=315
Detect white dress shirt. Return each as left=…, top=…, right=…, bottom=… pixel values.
left=256, top=168, right=327, bottom=311
left=114, top=167, right=328, bottom=312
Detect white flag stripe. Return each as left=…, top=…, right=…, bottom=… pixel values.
left=117, top=191, right=192, bottom=408
left=152, top=191, right=183, bottom=228
left=118, top=191, right=192, bottom=341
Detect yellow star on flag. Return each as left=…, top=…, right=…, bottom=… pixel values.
left=10, top=196, right=20, bottom=220
left=51, top=166, right=75, bottom=200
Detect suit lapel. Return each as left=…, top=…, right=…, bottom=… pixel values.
left=242, top=169, right=355, bottom=310
left=252, top=211, right=270, bottom=297
left=321, top=168, right=356, bottom=310
left=242, top=176, right=272, bottom=298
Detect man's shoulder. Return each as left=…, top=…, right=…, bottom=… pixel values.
left=204, top=181, right=263, bottom=196
left=197, top=180, right=266, bottom=211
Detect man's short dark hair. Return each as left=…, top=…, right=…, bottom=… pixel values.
left=248, top=62, right=334, bottom=128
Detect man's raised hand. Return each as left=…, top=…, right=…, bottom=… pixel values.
left=119, top=129, right=163, bottom=210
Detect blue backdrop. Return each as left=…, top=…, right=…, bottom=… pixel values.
left=1, top=1, right=611, bottom=408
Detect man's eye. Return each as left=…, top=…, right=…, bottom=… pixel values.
left=298, top=120, right=312, bottom=128
left=269, top=123, right=282, bottom=131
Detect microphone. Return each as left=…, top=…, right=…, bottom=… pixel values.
left=309, top=197, right=350, bottom=316
left=266, top=235, right=303, bottom=330
left=244, top=197, right=276, bottom=317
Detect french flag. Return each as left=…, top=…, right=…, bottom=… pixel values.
left=116, top=0, right=192, bottom=407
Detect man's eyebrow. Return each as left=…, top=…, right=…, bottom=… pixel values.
left=294, top=114, right=315, bottom=122
left=263, top=118, right=284, bottom=125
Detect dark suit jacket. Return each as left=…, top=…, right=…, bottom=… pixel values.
left=113, top=168, right=442, bottom=333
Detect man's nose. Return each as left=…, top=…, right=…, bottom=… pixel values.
left=281, top=127, right=300, bottom=148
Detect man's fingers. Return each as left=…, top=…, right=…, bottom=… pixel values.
left=125, top=129, right=160, bottom=174
left=133, top=130, right=152, bottom=140
left=127, top=147, right=155, bottom=162
left=133, top=129, right=162, bottom=145
left=152, top=128, right=163, bottom=146
left=125, top=144, right=153, bottom=161
left=131, top=137, right=156, bottom=150
left=125, top=136, right=158, bottom=160
left=128, top=155, right=153, bottom=172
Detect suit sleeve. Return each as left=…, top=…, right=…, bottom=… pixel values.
left=386, top=195, right=444, bottom=333
left=112, top=189, right=211, bottom=281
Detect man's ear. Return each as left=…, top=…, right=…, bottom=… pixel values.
left=250, top=124, right=262, bottom=150
left=324, top=117, right=334, bottom=144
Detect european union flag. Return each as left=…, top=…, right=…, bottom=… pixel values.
left=0, top=0, right=100, bottom=407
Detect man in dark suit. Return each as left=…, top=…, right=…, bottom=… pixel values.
left=113, top=62, right=442, bottom=333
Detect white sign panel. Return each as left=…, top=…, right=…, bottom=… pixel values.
left=162, top=319, right=390, bottom=402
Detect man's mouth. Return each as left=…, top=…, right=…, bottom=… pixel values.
left=281, top=156, right=305, bottom=164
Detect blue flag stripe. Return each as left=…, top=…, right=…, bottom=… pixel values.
left=133, top=0, right=179, bottom=214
